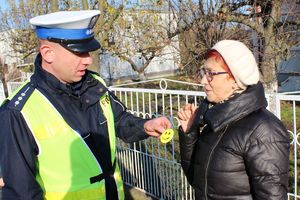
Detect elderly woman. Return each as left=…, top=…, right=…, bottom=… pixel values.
left=178, top=40, right=290, bottom=200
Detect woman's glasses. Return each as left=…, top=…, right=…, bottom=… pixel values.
left=196, top=68, right=228, bottom=82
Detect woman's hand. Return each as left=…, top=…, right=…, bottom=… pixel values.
left=178, top=103, right=197, bottom=133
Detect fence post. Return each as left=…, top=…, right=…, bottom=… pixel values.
left=0, top=81, right=6, bottom=105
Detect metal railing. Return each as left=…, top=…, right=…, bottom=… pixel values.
left=276, top=94, right=300, bottom=200
left=111, top=80, right=204, bottom=199
left=5, top=79, right=300, bottom=199
left=0, top=82, right=5, bottom=105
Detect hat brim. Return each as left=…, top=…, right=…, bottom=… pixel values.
left=60, top=38, right=100, bottom=53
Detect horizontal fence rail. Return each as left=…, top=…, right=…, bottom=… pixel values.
left=4, top=79, right=300, bottom=200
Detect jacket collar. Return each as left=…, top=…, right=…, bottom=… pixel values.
left=204, top=82, right=267, bottom=132
left=31, top=53, right=107, bottom=102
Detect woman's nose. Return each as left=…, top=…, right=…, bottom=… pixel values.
left=200, top=75, right=208, bottom=85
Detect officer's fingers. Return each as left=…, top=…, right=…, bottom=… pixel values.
left=147, top=131, right=160, bottom=138
left=158, top=117, right=172, bottom=129
left=155, top=125, right=167, bottom=134
left=144, top=123, right=159, bottom=137
left=144, top=118, right=171, bottom=137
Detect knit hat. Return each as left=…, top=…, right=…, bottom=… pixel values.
left=211, top=40, right=260, bottom=89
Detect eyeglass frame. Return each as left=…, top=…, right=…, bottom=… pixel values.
left=196, top=68, right=228, bottom=82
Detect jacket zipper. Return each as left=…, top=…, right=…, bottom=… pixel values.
left=204, top=125, right=228, bottom=200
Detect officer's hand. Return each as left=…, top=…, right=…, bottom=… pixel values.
left=144, top=117, right=172, bottom=137
left=0, top=178, right=4, bottom=188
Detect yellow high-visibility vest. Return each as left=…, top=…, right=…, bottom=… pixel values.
left=8, top=75, right=124, bottom=200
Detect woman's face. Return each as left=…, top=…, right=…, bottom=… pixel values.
left=200, top=57, right=237, bottom=103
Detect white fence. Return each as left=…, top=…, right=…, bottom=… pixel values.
left=0, top=82, right=5, bottom=105
left=5, top=79, right=300, bottom=199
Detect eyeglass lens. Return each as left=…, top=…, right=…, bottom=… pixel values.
left=196, top=68, right=212, bottom=81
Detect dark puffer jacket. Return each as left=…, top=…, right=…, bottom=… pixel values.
left=179, top=82, right=290, bottom=200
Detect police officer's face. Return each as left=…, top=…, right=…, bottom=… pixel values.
left=41, top=42, right=93, bottom=84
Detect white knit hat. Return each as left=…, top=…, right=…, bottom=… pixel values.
left=211, top=40, right=259, bottom=89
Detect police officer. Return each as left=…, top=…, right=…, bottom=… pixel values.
left=0, top=10, right=171, bottom=199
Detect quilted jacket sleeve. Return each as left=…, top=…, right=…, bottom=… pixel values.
left=179, top=100, right=209, bottom=185
left=108, top=91, right=150, bottom=143
left=179, top=127, right=199, bottom=185
left=244, top=114, right=290, bottom=200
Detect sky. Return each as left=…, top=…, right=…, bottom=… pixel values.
left=0, top=0, right=9, bottom=11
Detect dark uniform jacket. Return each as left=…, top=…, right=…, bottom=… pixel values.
left=0, top=54, right=149, bottom=200
left=179, top=83, right=290, bottom=200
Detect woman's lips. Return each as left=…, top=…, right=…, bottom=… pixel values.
left=204, top=88, right=211, bottom=93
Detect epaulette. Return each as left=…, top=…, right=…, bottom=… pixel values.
left=7, top=82, right=35, bottom=111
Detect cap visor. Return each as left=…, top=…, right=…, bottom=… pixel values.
left=61, top=38, right=100, bottom=53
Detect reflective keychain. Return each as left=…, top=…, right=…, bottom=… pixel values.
left=160, top=128, right=174, bottom=144
left=160, top=116, right=176, bottom=144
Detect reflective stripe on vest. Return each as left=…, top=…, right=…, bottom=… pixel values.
left=18, top=76, right=124, bottom=200
left=92, top=75, right=124, bottom=200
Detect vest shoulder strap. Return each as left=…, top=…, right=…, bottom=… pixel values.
left=91, top=73, right=107, bottom=86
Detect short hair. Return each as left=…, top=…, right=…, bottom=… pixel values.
left=205, top=49, right=234, bottom=79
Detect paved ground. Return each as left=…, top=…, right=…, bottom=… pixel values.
left=124, top=185, right=157, bottom=200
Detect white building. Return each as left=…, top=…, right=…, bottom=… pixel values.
left=100, top=44, right=179, bottom=84
left=99, top=10, right=180, bottom=84
left=0, top=31, right=22, bottom=67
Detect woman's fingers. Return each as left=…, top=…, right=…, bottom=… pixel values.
left=178, top=104, right=199, bottom=133
left=178, top=108, right=192, bottom=121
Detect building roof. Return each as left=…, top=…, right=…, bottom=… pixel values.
left=278, top=76, right=300, bottom=93
left=278, top=47, right=300, bottom=73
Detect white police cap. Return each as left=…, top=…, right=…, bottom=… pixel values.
left=30, top=10, right=101, bottom=53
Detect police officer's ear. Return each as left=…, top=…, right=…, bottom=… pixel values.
left=39, top=40, right=55, bottom=63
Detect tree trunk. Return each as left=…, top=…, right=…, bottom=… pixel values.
left=259, top=0, right=282, bottom=114
left=89, top=50, right=100, bottom=73
left=138, top=72, right=146, bottom=81
left=263, top=79, right=278, bottom=115
left=260, top=38, right=278, bottom=114
left=51, top=0, right=58, bottom=12
left=1, top=77, right=8, bottom=97
left=82, top=0, right=89, bottom=10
